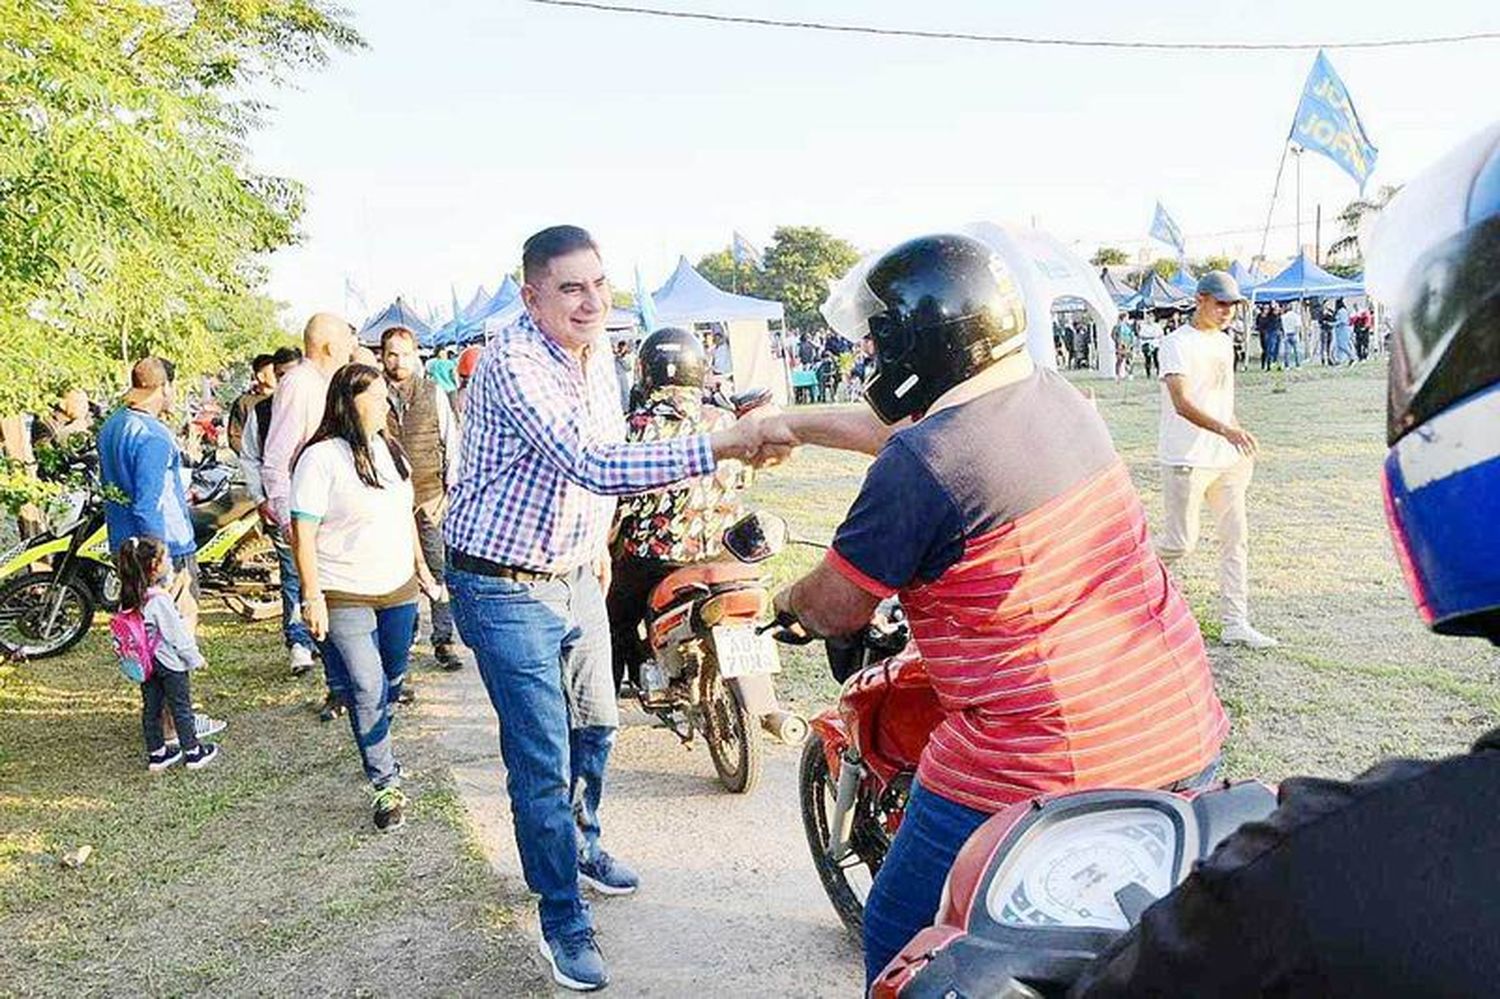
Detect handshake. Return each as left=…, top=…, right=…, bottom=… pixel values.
left=709, top=405, right=801, bottom=468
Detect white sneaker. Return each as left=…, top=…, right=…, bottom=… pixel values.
left=1221, top=622, right=1279, bottom=650
left=289, top=643, right=315, bottom=675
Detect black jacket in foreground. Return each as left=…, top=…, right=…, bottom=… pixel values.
left=1071, top=729, right=1500, bottom=998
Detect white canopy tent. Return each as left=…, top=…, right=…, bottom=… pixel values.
left=651, top=257, right=789, bottom=404
left=962, top=222, right=1120, bottom=374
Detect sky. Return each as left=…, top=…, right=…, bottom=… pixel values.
left=249, top=0, right=1500, bottom=327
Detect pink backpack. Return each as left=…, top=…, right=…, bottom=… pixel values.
left=111, top=604, right=161, bottom=683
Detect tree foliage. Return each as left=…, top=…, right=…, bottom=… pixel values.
left=1090, top=246, right=1130, bottom=267
left=696, top=227, right=859, bottom=334
left=0, top=0, right=361, bottom=416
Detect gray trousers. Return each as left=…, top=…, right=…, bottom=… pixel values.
left=416, top=510, right=455, bottom=646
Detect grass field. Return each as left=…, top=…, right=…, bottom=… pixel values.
left=2, top=358, right=1495, bottom=995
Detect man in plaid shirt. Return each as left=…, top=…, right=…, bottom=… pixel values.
left=445, top=225, right=789, bottom=993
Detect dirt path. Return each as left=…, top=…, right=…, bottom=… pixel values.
left=422, top=660, right=864, bottom=997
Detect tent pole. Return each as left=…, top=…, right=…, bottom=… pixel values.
left=1257, top=143, right=1292, bottom=264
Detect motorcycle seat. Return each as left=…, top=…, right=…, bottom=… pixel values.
left=191, top=490, right=256, bottom=536
left=649, top=562, right=766, bottom=615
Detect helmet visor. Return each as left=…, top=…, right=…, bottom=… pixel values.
left=1385, top=216, right=1500, bottom=444
left=820, top=252, right=886, bottom=342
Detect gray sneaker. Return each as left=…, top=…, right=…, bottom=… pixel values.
left=539, top=929, right=608, bottom=992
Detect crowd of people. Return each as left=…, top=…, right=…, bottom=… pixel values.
left=12, top=153, right=1495, bottom=995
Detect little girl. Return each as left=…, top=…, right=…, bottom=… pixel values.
left=117, top=536, right=220, bottom=772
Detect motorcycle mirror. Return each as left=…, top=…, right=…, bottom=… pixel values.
left=722, top=511, right=788, bottom=563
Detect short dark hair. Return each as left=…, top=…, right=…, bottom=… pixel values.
left=251, top=353, right=275, bottom=372
left=522, top=225, right=599, bottom=285
left=380, top=325, right=417, bottom=351
left=271, top=346, right=302, bottom=366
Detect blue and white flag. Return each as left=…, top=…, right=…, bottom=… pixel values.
left=1149, top=202, right=1185, bottom=256
left=634, top=266, right=659, bottom=334
left=732, top=231, right=762, bottom=267
left=1289, top=50, right=1379, bottom=190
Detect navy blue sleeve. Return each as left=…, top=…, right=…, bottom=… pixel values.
left=828, top=438, right=964, bottom=596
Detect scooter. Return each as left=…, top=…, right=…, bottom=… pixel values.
left=632, top=511, right=809, bottom=794
left=872, top=780, right=1278, bottom=998
left=0, top=456, right=279, bottom=659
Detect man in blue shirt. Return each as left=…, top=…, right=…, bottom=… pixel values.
left=98, top=358, right=198, bottom=625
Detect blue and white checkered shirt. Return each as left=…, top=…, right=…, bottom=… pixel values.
left=445, top=313, right=716, bottom=573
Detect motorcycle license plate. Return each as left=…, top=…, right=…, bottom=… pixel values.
left=712, top=625, right=780, bottom=679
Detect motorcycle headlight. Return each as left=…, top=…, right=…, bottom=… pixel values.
left=44, top=491, right=88, bottom=536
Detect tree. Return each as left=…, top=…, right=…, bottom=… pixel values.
left=0, top=1, right=362, bottom=420
left=1150, top=258, right=1181, bottom=280
left=696, top=248, right=763, bottom=296
left=757, top=226, right=860, bottom=334
left=1328, top=184, right=1401, bottom=272
left=1090, top=246, right=1130, bottom=267
left=1200, top=255, right=1231, bottom=275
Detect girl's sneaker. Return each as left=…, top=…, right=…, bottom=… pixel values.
left=148, top=746, right=183, bottom=772
left=373, top=786, right=407, bottom=833
left=183, top=743, right=220, bottom=770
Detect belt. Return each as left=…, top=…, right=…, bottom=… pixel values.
left=447, top=547, right=562, bottom=584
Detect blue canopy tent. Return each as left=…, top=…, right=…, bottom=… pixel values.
left=1229, top=260, right=1264, bottom=296
left=429, top=276, right=524, bottom=348
left=1249, top=253, right=1365, bottom=303
left=1135, top=271, right=1193, bottom=310
left=1098, top=268, right=1141, bottom=310
left=458, top=284, right=491, bottom=322
left=358, top=297, right=434, bottom=347
left=1169, top=266, right=1199, bottom=296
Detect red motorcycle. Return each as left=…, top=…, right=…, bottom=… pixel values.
left=788, top=600, right=945, bottom=936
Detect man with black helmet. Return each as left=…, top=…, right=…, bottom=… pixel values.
left=606, top=327, right=748, bottom=690
left=1071, top=120, right=1500, bottom=999
left=770, top=232, right=1229, bottom=986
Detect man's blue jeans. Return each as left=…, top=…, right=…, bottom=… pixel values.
left=862, top=759, right=1223, bottom=988
left=1281, top=333, right=1303, bottom=368
left=449, top=565, right=618, bottom=941
left=270, top=523, right=348, bottom=696
left=325, top=601, right=417, bottom=789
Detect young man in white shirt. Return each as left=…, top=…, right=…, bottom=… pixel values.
left=1155, top=272, right=1278, bottom=649
left=1279, top=301, right=1305, bottom=368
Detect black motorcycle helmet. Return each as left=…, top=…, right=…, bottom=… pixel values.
left=637, top=326, right=707, bottom=394
left=822, top=234, right=1027, bottom=424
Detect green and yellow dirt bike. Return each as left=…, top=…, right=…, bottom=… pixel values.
left=0, top=458, right=281, bottom=660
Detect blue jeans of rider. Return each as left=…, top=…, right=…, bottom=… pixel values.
left=325, top=601, right=417, bottom=789
left=449, top=565, right=618, bottom=942
left=862, top=760, right=1222, bottom=988
left=270, top=524, right=348, bottom=696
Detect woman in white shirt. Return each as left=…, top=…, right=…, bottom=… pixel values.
left=290, top=364, right=439, bottom=833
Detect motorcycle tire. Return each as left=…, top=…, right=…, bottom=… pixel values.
left=702, top=661, right=762, bottom=794
left=0, top=572, right=95, bottom=660
left=90, top=563, right=121, bottom=612
left=799, top=734, right=896, bottom=940
left=220, top=529, right=281, bottom=622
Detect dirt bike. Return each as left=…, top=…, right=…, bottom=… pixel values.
left=633, top=510, right=809, bottom=794
left=787, top=601, right=940, bottom=937
left=0, top=456, right=280, bottom=660
left=872, top=780, right=1277, bottom=997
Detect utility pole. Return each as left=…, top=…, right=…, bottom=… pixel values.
left=1315, top=204, right=1322, bottom=265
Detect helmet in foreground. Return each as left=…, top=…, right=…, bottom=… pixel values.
left=821, top=234, right=1027, bottom=424
left=637, top=327, right=707, bottom=394
left=1368, top=120, right=1500, bottom=642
